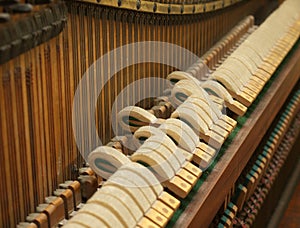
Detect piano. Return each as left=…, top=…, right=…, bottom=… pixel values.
left=0, top=0, right=299, bottom=227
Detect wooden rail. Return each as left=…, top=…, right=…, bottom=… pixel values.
left=174, top=44, right=300, bottom=227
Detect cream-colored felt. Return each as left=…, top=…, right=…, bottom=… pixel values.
left=138, top=141, right=181, bottom=174
left=162, top=119, right=199, bottom=148
left=134, top=126, right=165, bottom=141
left=199, top=80, right=236, bottom=112
left=238, top=44, right=264, bottom=68
left=144, top=135, right=186, bottom=165
left=118, top=106, right=157, bottom=132
left=87, top=146, right=130, bottom=179
left=178, top=102, right=213, bottom=129
left=186, top=96, right=218, bottom=123
left=134, top=127, right=186, bottom=165
left=99, top=184, right=143, bottom=221
left=242, top=39, right=269, bottom=64
left=159, top=122, right=196, bottom=153
left=109, top=169, right=157, bottom=206
left=222, top=58, right=251, bottom=82
left=179, top=100, right=230, bottom=139
left=171, top=106, right=225, bottom=148
left=211, top=70, right=241, bottom=94
left=171, top=107, right=209, bottom=135
left=159, top=121, right=212, bottom=167
left=171, top=79, right=226, bottom=120
left=187, top=96, right=234, bottom=132
left=67, top=212, right=108, bottom=227
left=177, top=102, right=229, bottom=139
left=217, top=66, right=246, bottom=88
left=88, top=191, right=136, bottom=227
left=113, top=167, right=169, bottom=218
left=170, top=79, right=206, bottom=107
left=189, top=93, right=229, bottom=123
left=131, top=147, right=175, bottom=181
left=231, top=52, right=258, bottom=75
left=78, top=203, right=125, bottom=228
left=118, top=162, right=163, bottom=197
left=106, top=176, right=151, bottom=212
left=191, top=83, right=241, bottom=121
left=63, top=221, right=88, bottom=228
left=167, top=71, right=201, bottom=88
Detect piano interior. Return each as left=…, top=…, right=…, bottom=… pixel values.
left=0, top=0, right=299, bottom=227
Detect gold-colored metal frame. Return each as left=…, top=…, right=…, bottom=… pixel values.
left=77, top=0, right=244, bottom=14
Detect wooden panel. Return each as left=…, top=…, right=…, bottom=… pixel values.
left=279, top=175, right=300, bottom=227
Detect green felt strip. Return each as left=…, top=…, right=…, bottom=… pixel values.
left=232, top=184, right=246, bottom=205
left=268, top=135, right=275, bottom=143
left=263, top=145, right=272, bottom=152
left=280, top=116, right=287, bottom=122
left=227, top=202, right=237, bottom=214
left=255, top=160, right=264, bottom=169
left=257, top=156, right=266, bottom=165
left=251, top=164, right=260, bottom=173
left=266, top=141, right=275, bottom=149
left=249, top=169, right=257, bottom=178
left=244, top=173, right=253, bottom=185
left=220, top=215, right=230, bottom=226
left=224, top=209, right=233, bottom=219
left=277, top=121, right=283, bottom=128
left=273, top=127, right=281, bottom=134
left=217, top=223, right=226, bottom=228
left=261, top=149, right=272, bottom=158
left=270, top=131, right=278, bottom=140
